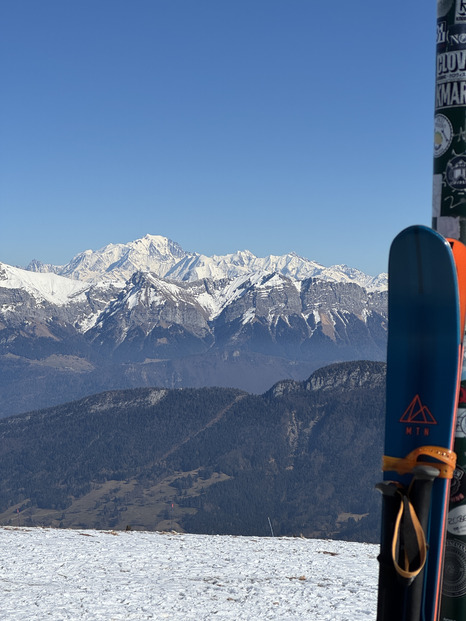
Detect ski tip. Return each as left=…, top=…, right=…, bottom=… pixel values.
left=392, top=225, right=450, bottom=247
left=447, top=237, right=466, bottom=338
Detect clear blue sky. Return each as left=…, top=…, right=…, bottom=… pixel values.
left=1, top=1, right=437, bottom=276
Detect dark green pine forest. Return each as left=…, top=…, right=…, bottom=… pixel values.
left=0, top=360, right=386, bottom=542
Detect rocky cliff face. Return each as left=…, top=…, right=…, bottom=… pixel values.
left=268, top=359, right=387, bottom=397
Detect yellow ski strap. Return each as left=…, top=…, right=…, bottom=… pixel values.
left=391, top=491, right=427, bottom=581
left=382, top=445, right=457, bottom=479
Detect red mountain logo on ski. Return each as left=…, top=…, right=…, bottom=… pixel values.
left=399, top=395, right=437, bottom=425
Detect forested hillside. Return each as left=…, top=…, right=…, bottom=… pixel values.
left=0, top=360, right=386, bottom=542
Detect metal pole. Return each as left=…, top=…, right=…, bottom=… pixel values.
left=433, top=3, right=466, bottom=619
left=433, top=0, right=466, bottom=239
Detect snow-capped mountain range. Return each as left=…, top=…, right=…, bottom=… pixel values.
left=0, top=234, right=388, bottom=418
left=26, top=234, right=387, bottom=290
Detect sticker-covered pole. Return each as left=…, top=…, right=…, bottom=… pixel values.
left=433, top=0, right=466, bottom=239
left=434, top=3, right=466, bottom=620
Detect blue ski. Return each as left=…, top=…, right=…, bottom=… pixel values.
left=377, top=225, right=462, bottom=621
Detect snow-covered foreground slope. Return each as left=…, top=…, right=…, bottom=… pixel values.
left=0, top=527, right=378, bottom=620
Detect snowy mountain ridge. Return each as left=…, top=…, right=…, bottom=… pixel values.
left=0, top=262, right=92, bottom=306
left=0, top=236, right=388, bottom=416
left=1, top=260, right=308, bottom=324
left=26, top=233, right=387, bottom=291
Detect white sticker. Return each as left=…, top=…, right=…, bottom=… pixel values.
left=456, top=407, right=466, bottom=437
left=457, top=0, right=466, bottom=21
left=447, top=505, right=466, bottom=535
left=434, top=114, right=453, bottom=157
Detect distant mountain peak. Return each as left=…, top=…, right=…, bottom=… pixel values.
left=131, top=234, right=186, bottom=258
left=41, top=235, right=189, bottom=283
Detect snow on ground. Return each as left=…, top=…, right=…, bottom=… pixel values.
left=0, top=527, right=378, bottom=620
